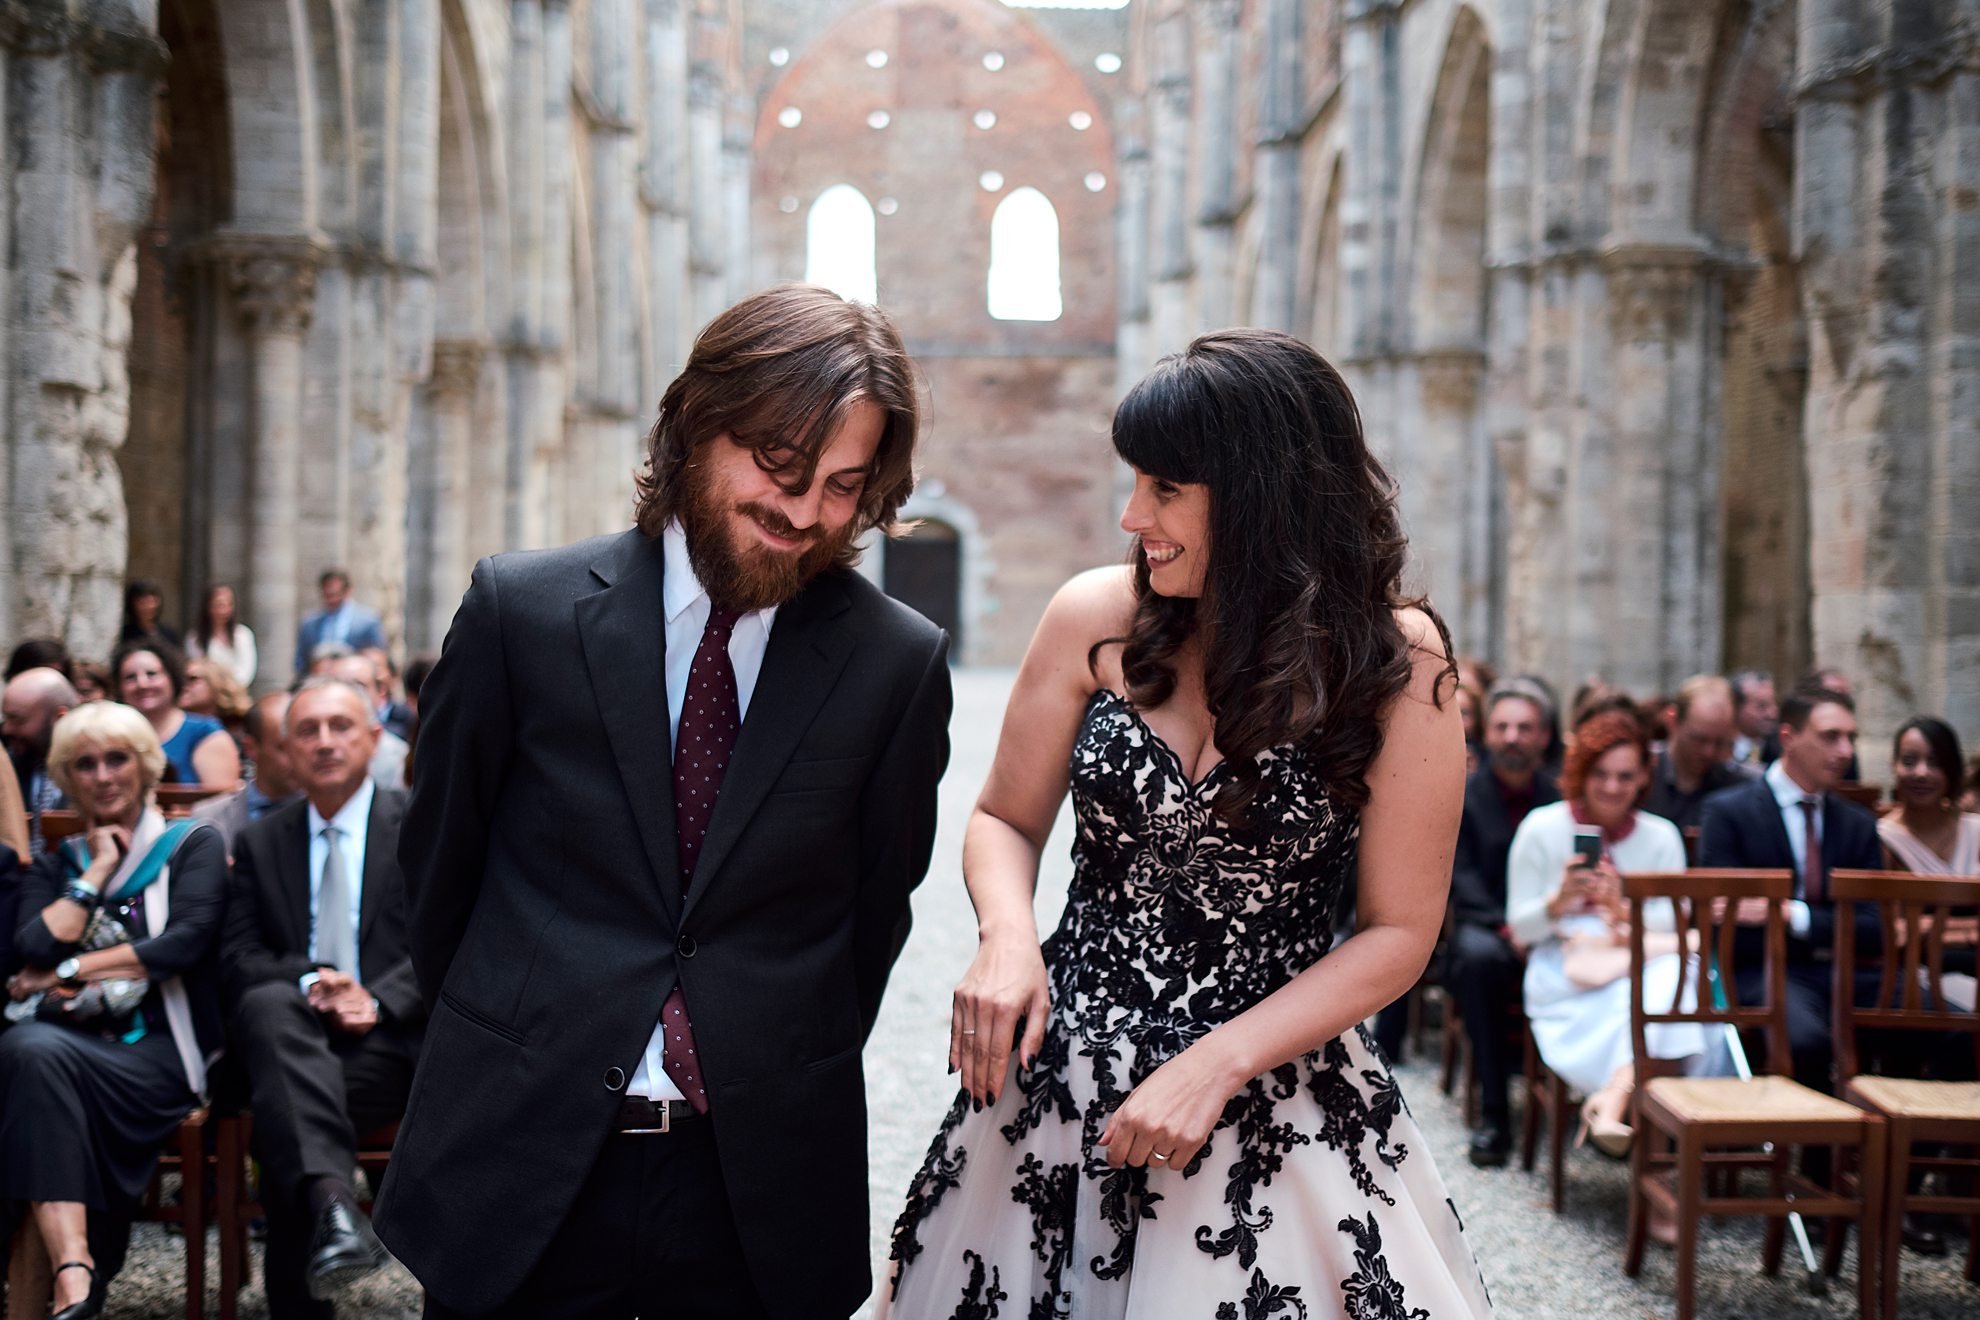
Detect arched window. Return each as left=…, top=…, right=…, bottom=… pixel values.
left=805, top=184, right=878, bottom=304
left=987, top=187, right=1062, bottom=321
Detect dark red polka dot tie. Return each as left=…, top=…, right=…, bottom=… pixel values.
left=661, top=606, right=742, bottom=1113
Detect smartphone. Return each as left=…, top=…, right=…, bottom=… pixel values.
left=1571, top=827, right=1603, bottom=868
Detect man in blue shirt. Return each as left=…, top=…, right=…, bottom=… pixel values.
left=294, top=571, right=386, bottom=678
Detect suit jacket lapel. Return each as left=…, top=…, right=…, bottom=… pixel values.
left=358, top=790, right=400, bottom=951
left=1756, top=781, right=1798, bottom=878
left=277, top=806, right=312, bottom=953
left=575, top=530, right=683, bottom=920
left=685, top=572, right=855, bottom=917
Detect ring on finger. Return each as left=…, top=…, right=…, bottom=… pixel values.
left=961, top=1028, right=978, bottom=1035
left=1150, top=1152, right=1170, bottom=1162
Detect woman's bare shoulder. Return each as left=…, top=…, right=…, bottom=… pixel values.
left=1024, top=565, right=1138, bottom=693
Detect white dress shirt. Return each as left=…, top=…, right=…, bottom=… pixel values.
left=1763, top=760, right=1817, bottom=936
left=628, top=521, right=779, bottom=1100
left=306, top=776, right=375, bottom=965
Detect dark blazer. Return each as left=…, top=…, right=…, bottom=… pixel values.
left=1696, top=775, right=1883, bottom=962
left=1450, top=766, right=1560, bottom=930
left=222, top=787, right=424, bottom=1036
left=373, top=529, right=951, bottom=1319
left=13, top=823, right=230, bottom=1064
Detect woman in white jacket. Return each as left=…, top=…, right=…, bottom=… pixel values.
left=1508, top=708, right=1726, bottom=1161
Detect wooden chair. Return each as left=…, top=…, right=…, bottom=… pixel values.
left=216, top=1113, right=401, bottom=1320
left=37, top=808, right=85, bottom=844
left=1836, top=782, right=1884, bottom=813
left=134, top=1108, right=216, bottom=1320
left=1831, top=868, right=1980, bottom=1318
left=156, top=783, right=230, bottom=812
left=1622, top=868, right=1886, bottom=1320
left=1518, top=1024, right=1572, bottom=1212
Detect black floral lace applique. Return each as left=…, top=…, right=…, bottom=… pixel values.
left=890, top=1092, right=972, bottom=1294
left=948, top=1250, right=1007, bottom=1320
left=1337, top=1213, right=1431, bottom=1320
left=1305, top=1036, right=1409, bottom=1204
left=1216, top=1267, right=1312, bottom=1320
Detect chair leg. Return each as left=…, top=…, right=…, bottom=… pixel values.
left=1674, top=1129, right=1701, bottom=1320
left=1547, top=1072, right=1567, bottom=1214
left=1624, top=1118, right=1654, bottom=1277
left=1762, top=1142, right=1788, bottom=1276
left=216, top=1117, right=243, bottom=1320
left=179, top=1119, right=205, bottom=1320
left=1877, top=1121, right=1900, bottom=1320
left=1821, top=1142, right=1849, bottom=1280
left=1518, top=1038, right=1540, bottom=1174
left=1440, top=1005, right=1460, bottom=1097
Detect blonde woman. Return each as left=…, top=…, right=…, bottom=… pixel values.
left=1, top=703, right=226, bottom=1319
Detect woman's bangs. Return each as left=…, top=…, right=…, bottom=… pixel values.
left=1110, top=367, right=1208, bottom=485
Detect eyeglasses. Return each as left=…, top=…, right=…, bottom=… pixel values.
left=71, top=749, right=135, bottom=775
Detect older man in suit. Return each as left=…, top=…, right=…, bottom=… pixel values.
left=375, top=286, right=950, bottom=1320
left=1698, top=682, right=1882, bottom=1091
left=224, top=678, right=424, bottom=1317
left=1447, top=680, right=1561, bottom=1167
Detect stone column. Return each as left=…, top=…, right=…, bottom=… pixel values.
left=686, top=15, right=728, bottom=328
left=1415, top=348, right=1492, bottom=647
left=642, top=0, right=692, bottom=390
left=1189, top=0, right=1241, bottom=331
left=1113, top=95, right=1153, bottom=397
left=410, top=338, right=483, bottom=650
left=225, top=239, right=323, bottom=688
left=1147, top=10, right=1193, bottom=356
left=1250, top=0, right=1303, bottom=333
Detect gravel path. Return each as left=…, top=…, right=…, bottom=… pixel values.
left=97, top=669, right=1974, bottom=1318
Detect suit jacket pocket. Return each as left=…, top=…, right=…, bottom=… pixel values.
left=440, top=990, right=527, bottom=1047
left=772, top=755, right=866, bottom=796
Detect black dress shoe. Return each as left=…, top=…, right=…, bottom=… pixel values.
left=1902, top=1215, right=1950, bottom=1257
left=1467, top=1124, right=1511, bottom=1169
left=306, top=1198, right=389, bottom=1301
left=51, top=1260, right=105, bottom=1320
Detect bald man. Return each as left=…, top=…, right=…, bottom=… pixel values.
left=1643, top=675, right=1755, bottom=832
left=2, top=667, right=81, bottom=858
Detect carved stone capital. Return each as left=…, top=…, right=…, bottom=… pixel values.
left=212, top=235, right=328, bottom=336
left=1603, top=245, right=1704, bottom=342
left=428, top=340, right=488, bottom=400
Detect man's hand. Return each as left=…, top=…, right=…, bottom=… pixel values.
left=1728, top=897, right=1780, bottom=927
left=309, top=970, right=379, bottom=1035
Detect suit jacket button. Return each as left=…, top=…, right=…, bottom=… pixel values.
left=603, top=1066, right=626, bottom=1091
left=676, top=935, right=697, bottom=959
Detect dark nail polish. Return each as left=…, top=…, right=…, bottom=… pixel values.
left=947, top=1061, right=957, bottom=1075
left=972, top=1097, right=983, bottom=1113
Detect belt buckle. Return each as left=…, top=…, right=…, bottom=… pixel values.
left=621, top=1099, right=671, bottom=1135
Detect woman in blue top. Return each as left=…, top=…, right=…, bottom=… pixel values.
left=109, top=641, right=239, bottom=787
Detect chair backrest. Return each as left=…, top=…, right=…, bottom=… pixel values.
left=1830, top=868, right=1980, bottom=1081
left=38, top=809, right=86, bottom=843
left=156, top=783, right=228, bottom=810
left=1681, top=826, right=1700, bottom=867
left=1835, top=782, right=1883, bottom=812
left=1624, top=868, right=1796, bottom=1080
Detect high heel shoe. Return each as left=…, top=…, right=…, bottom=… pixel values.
left=51, top=1259, right=105, bottom=1320
left=1576, top=1095, right=1634, bottom=1160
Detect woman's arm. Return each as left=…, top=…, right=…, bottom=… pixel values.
left=954, top=567, right=1132, bottom=1105
left=129, top=829, right=227, bottom=979
left=236, top=627, right=259, bottom=686
left=191, top=729, right=242, bottom=788
left=1504, top=814, right=1562, bottom=946
left=1098, top=608, right=1465, bottom=1167
left=13, top=850, right=104, bottom=967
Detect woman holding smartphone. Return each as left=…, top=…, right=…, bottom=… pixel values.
left=1504, top=710, right=1720, bottom=1171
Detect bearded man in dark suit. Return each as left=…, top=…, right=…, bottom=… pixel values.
left=374, top=286, right=952, bottom=1320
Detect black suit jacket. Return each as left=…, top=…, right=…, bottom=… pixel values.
left=222, top=787, right=425, bottom=1040
left=373, top=529, right=951, bottom=1319
left=1450, top=766, right=1560, bottom=930
left=1696, top=775, right=1883, bottom=963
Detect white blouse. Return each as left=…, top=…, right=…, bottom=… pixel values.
left=187, top=625, right=258, bottom=688
left=1506, top=801, right=1689, bottom=948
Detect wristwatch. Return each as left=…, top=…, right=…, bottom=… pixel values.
left=55, top=957, right=83, bottom=984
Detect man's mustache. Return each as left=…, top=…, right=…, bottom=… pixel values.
left=737, top=502, right=814, bottom=545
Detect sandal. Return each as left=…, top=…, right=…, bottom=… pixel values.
left=51, top=1259, right=105, bottom=1320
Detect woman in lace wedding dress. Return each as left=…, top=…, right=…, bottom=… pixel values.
left=880, top=330, right=1493, bottom=1320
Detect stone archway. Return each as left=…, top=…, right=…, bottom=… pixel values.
left=884, top=520, right=964, bottom=650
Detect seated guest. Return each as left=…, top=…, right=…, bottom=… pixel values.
left=1698, top=682, right=1882, bottom=1091
left=224, top=678, right=422, bottom=1315
left=71, top=662, right=111, bottom=705
left=325, top=656, right=408, bottom=790
left=1507, top=710, right=1716, bottom=1162
left=0, top=702, right=226, bottom=1319
left=3, top=668, right=80, bottom=859
left=0, top=839, right=18, bottom=985
left=1799, top=667, right=1863, bottom=781
left=5, top=638, right=73, bottom=685
left=1878, top=717, right=1979, bottom=875
left=1449, top=678, right=1560, bottom=1167
left=181, top=658, right=252, bottom=747
left=193, top=694, right=300, bottom=857
left=294, top=570, right=385, bottom=679
left=117, top=579, right=181, bottom=649
left=1642, top=675, right=1754, bottom=831
left=185, top=583, right=258, bottom=689
left=400, top=655, right=436, bottom=722
left=1729, top=669, right=1778, bottom=768
left=358, top=647, right=412, bottom=741
left=112, top=640, right=240, bottom=788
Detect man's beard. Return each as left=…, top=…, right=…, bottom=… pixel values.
left=677, top=458, right=858, bottom=613
left=1490, top=745, right=1537, bottom=778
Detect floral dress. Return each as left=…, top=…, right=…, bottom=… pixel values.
left=881, top=690, right=1492, bottom=1320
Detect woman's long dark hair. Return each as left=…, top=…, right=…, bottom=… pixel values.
left=1893, top=716, right=1964, bottom=801
left=194, top=584, right=238, bottom=652
left=1093, top=329, right=1455, bottom=825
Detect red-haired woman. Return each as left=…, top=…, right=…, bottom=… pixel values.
left=1506, top=710, right=1721, bottom=1160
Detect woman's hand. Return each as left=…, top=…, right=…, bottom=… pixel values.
left=1097, top=1041, right=1244, bottom=1170
left=1545, top=860, right=1592, bottom=920
left=951, top=934, right=1050, bottom=1108
left=81, top=823, right=131, bottom=889
left=1585, top=859, right=1627, bottom=930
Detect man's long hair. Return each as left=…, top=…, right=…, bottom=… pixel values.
left=633, top=285, right=921, bottom=562
left=1092, top=328, right=1456, bottom=827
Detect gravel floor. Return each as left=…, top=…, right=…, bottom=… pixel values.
left=84, top=670, right=1978, bottom=1318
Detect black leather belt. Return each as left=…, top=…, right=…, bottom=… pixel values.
left=612, top=1096, right=702, bottom=1134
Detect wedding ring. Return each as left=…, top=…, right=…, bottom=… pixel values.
left=1151, top=1152, right=1170, bottom=1162
left=961, top=1029, right=978, bottom=1035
